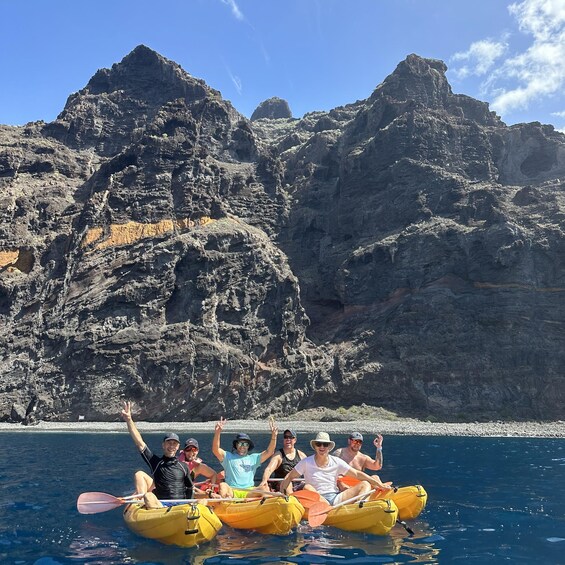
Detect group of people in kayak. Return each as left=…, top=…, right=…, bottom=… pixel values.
left=121, top=401, right=392, bottom=509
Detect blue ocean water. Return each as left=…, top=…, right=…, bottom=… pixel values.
left=0, top=431, right=563, bottom=564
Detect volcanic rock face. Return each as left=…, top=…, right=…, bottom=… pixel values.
left=1, top=48, right=564, bottom=422
left=251, top=97, right=292, bottom=121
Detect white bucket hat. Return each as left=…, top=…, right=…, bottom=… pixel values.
left=310, top=431, right=335, bottom=451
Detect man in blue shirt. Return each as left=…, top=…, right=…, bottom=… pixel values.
left=212, top=416, right=278, bottom=498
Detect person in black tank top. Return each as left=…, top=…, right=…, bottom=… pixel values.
left=121, top=401, right=193, bottom=508
left=273, top=447, right=301, bottom=478
left=259, top=429, right=307, bottom=494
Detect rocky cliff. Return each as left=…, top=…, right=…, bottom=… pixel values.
left=1, top=47, right=563, bottom=422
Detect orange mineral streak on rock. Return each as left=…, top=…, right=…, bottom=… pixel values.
left=0, top=251, right=20, bottom=268
left=83, top=217, right=214, bottom=251
left=474, top=282, right=565, bottom=292
left=0, top=249, right=35, bottom=274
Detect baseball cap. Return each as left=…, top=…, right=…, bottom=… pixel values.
left=349, top=432, right=364, bottom=441
left=163, top=432, right=180, bottom=443
left=184, top=438, right=199, bottom=449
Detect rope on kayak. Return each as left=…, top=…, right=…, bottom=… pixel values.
left=185, top=504, right=201, bottom=535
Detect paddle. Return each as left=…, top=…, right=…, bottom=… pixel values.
left=77, top=492, right=143, bottom=514
left=308, top=489, right=376, bottom=527
left=237, top=487, right=287, bottom=498
left=292, top=489, right=324, bottom=509
left=338, top=475, right=394, bottom=491
left=77, top=492, right=262, bottom=514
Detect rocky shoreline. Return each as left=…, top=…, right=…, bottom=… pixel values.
left=0, top=418, right=563, bottom=438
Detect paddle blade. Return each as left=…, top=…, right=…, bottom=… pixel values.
left=307, top=501, right=332, bottom=527
left=338, top=475, right=359, bottom=488
left=293, top=490, right=322, bottom=510
left=77, top=492, right=128, bottom=514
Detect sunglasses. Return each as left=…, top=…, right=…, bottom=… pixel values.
left=184, top=446, right=198, bottom=451
left=236, top=441, right=250, bottom=447
left=315, top=442, right=330, bottom=447
left=283, top=435, right=295, bottom=439
left=350, top=439, right=363, bottom=444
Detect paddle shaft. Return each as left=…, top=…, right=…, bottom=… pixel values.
left=311, top=488, right=376, bottom=517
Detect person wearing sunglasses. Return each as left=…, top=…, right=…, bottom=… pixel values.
left=178, top=438, right=219, bottom=497
left=279, top=432, right=392, bottom=506
left=120, top=401, right=193, bottom=509
left=258, top=429, right=307, bottom=494
left=212, top=416, right=278, bottom=499
left=333, top=432, right=384, bottom=472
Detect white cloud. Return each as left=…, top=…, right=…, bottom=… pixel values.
left=220, top=0, right=244, bottom=21
left=551, top=110, right=565, bottom=117
left=509, top=0, right=565, bottom=40
left=492, top=0, right=565, bottom=113
left=229, top=71, right=243, bottom=95
left=451, top=0, right=565, bottom=117
left=451, top=39, right=509, bottom=79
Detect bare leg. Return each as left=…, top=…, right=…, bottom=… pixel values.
left=134, top=470, right=154, bottom=495
left=218, top=483, right=234, bottom=498
left=334, top=480, right=372, bottom=505
left=143, top=492, right=163, bottom=509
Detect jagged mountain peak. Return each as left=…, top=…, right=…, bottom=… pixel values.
left=85, top=44, right=210, bottom=98
left=371, top=53, right=452, bottom=108
left=42, top=45, right=240, bottom=156
left=251, top=97, right=292, bottom=121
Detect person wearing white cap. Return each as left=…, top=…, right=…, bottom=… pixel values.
left=279, top=432, right=392, bottom=506
left=334, top=432, right=384, bottom=471
left=121, top=401, right=193, bottom=508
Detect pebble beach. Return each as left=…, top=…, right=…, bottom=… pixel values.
left=0, top=418, right=563, bottom=438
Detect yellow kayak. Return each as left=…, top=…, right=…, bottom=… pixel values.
left=320, top=498, right=398, bottom=535
left=213, top=495, right=304, bottom=535
left=123, top=502, right=222, bottom=547
left=370, top=485, right=428, bottom=521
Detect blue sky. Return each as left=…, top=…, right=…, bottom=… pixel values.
left=2, top=0, right=565, bottom=130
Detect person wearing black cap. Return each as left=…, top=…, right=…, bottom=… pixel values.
left=178, top=438, right=218, bottom=495
left=212, top=416, right=278, bottom=498
left=258, top=429, right=307, bottom=494
left=334, top=432, right=384, bottom=471
left=121, top=401, right=193, bottom=508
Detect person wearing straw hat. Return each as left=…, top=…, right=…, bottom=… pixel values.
left=279, top=432, right=392, bottom=506
left=212, top=416, right=278, bottom=498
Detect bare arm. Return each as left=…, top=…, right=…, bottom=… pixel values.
left=259, top=418, right=279, bottom=464
left=194, top=462, right=218, bottom=485
left=361, top=435, right=384, bottom=471
left=279, top=467, right=301, bottom=494
left=212, top=417, right=227, bottom=462
left=258, top=453, right=283, bottom=488
left=345, top=467, right=392, bottom=490
left=120, top=401, right=146, bottom=451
